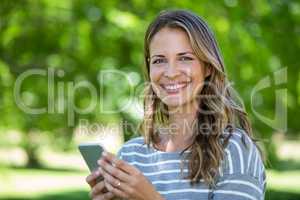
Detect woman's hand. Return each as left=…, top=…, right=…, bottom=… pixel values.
left=86, top=170, right=115, bottom=200
left=98, top=151, right=164, bottom=200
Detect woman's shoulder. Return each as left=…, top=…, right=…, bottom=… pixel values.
left=217, top=128, right=267, bottom=198
left=116, top=135, right=146, bottom=158
left=221, top=128, right=265, bottom=179
left=122, top=135, right=145, bottom=147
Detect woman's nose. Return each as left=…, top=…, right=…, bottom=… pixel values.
left=164, top=62, right=180, bottom=78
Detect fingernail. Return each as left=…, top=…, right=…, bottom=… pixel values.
left=98, top=160, right=103, bottom=167
left=95, top=170, right=100, bottom=176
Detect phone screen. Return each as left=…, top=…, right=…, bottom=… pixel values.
left=78, top=143, right=104, bottom=173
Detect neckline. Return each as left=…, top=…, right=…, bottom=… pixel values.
left=150, top=143, right=192, bottom=154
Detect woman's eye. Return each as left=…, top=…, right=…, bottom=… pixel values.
left=152, top=58, right=166, bottom=64
left=179, top=56, right=193, bottom=61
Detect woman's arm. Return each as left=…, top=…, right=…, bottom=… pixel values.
left=211, top=173, right=265, bottom=200
left=213, top=131, right=266, bottom=200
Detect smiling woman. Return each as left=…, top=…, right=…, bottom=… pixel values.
left=85, top=9, right=266, bottom=200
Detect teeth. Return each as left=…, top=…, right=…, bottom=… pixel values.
left=164, top=83, right=188, bottom=90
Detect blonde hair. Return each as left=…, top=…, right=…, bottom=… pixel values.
left=139, top=9, right=255, bottom=187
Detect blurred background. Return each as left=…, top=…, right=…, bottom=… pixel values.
left=0, top=0, right=299, bottom=199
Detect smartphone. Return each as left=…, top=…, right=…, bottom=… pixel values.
left=78, top=142, right=105, bottom=183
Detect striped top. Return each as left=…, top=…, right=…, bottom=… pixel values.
left=117, top=128, right=266, bottom=200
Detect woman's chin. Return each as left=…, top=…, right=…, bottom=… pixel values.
left=162, top=99, right=187, bottom=109
left=161, top=97, right=198, bottom=113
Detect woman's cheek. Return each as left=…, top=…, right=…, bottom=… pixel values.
left=150, top=66, right=164, bottom=79
left=149, top=69, right=163, bottom=88
left=150, top=81, right=162, bottom=99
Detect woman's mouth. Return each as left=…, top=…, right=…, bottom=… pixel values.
left=161, top=82, right=191, bottom=95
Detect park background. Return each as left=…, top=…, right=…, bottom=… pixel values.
left=0, top=0, right=299, bottom=199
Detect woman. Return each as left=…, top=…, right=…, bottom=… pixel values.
left=86, top=9, right=266, bottom=200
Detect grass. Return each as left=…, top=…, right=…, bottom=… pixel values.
left=0, top=166, right=89, bottom=199
left=267, top=170, right=300, bottom=193
left=0, top=146, right=91, bottom=199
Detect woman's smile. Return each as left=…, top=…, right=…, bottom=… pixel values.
left=160, top=81, right=192, bottom=95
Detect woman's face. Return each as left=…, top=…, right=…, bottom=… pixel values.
left=149, top=27, right=209, bottom=111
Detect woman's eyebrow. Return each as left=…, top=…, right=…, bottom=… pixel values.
left=150, top=54, right=165, bottom=59
left=151, top=52, right=194, bottom=58
left=177, top=51, right=194, bottom=56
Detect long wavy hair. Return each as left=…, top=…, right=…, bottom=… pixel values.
left=138, top=9, right=255, bottom=187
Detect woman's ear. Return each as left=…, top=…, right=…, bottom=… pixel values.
left=205, top=63, right=212, bottom=78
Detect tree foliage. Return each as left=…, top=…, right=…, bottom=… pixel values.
left=0, top=0, right=299, bottom=166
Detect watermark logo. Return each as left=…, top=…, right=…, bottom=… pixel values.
left=251, top=67, right=287, bottom=132
left=13, top=67, right=288, bottom=132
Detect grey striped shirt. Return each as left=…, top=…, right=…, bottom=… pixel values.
left=117, top=129, right=266, bottom=200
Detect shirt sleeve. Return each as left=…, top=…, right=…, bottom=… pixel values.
left=212, top=129, right=267, bottom=200
left=212, top=173, right=265, bottom=200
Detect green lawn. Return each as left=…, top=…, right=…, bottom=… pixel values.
left=0, top=166, right=89, bottom=199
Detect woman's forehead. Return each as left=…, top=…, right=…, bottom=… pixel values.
left=149, top=28, right=193, bottom=56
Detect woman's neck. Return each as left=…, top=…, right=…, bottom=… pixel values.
left=156, top=100, right=198, bottom=152
left=168, top=99, right=198, bottom=135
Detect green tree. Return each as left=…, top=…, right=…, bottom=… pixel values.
left=0, top=0, right=299, bottom=167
